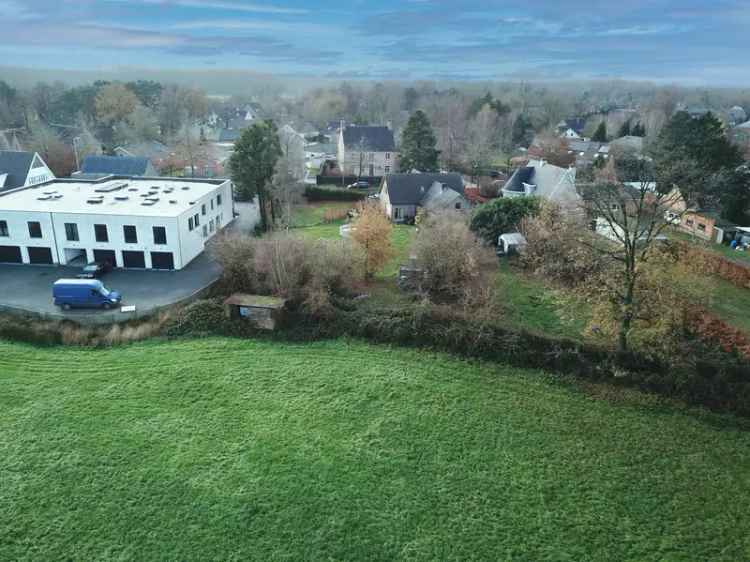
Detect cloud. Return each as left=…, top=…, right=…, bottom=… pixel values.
left=105, top=0, right=308, bottom=15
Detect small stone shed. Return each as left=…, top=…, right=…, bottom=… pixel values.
left=223, top=294, right=287, bottom=330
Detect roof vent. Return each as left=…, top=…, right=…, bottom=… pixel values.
left=114, top=195, right=129, bottom=201
left=37, top=195, right=51, bottom=201
left=169, top=199, right=178, bottom=204
left=87, top=198, right=103, bottom=204
left=181, top=186, right=190, bottom=191
left=141, top=200, right=157, bottom=206
left=95, top=181, right=128, bottom=193
left=43, top=190, right=57, bottom=195
left=128, top=187, right=138, bottom=192
left=145, top=197, right=159, bottom=203
left=52, top=194, right=63, bottom=199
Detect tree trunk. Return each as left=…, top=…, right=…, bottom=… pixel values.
left=618, top=277, right=636, bottom=354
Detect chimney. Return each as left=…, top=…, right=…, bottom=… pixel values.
left=386, top=120, right=393, bottom=131
left=340, top=119, right=345, bottom=132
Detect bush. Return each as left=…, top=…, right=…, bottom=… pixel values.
left=304, top=187, right=367, bottom=202
left=211, top=232, right=363, bottom=317
left=470, top=196, right=541, bottom=244
left=412, top=212, right=497, bottom=304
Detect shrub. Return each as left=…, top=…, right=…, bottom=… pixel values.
left=351, top=202, right=395, bottom=280
left=412, top=212, right=497, bottom=305
left=519, top=202, right=601, bottom=286
left=211, top=232, right=363, bottom=317
left=165, top=299, right=227, bottom=336
left=470, top=196, right=541, bottom=244
left=304, top=187, right=367, bottom=202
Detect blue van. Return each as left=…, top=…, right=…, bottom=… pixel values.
left=53, top=279, right=122, bottom=310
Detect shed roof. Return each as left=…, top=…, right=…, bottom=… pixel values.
left=224, top=294, right=287, bottom=309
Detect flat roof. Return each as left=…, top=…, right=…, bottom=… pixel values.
left=0, top=177, right=229, bottom=217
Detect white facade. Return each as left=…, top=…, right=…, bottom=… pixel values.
left=0, top=177, right=234, bottom=270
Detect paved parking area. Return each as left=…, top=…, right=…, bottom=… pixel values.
left=0, top=252, right=221, bottom=321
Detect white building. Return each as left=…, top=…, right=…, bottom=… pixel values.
left=0, top=177, right=234, bottom=270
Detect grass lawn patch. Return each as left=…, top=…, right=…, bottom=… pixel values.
left=706, top=277, right=750, bottom=334
left=1, top=337, right=750, bottom=561
left=496, top=261, right=590, bottom=340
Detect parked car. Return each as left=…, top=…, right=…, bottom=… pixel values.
left=347, top=180, right=370, bottom=189
left=53, top=279, right=122, bottom=310
left=76, top=261, right=112, bottom=279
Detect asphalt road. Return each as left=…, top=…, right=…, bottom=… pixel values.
left=0, top=252, right=221, bottom=319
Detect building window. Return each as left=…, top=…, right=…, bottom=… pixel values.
left=94, top=224, right=108, bottom=243
left=217, top=194, right=222, bottom=206
left=28, top=221, right=42, bottom=239
left=64, top=223, right=79, bottom=242
left=202, top=225, right=208, bottom=237
left=201, top=204, right=206, bottom=216
left=394, top=207, right=401, bottom=220
left=210, top=199, right=214, bottom=210
left=698, top=223, right=706, bottom=232
left=0, top=220, right=8, bottom=237
left=686, top=219, right=694, bottom=226
left=385, top=166, right=391, bottom=174
left=153, top=226, right=167, bottom=245
left=188, top=217, right=194, bottom=231
left=194, top=213, right=200, bottom=227
left=455, top=202, right=462, bottom=210
left=123, top=225, right=137, bottom=244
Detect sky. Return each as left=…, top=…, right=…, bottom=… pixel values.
left=1, top=0, right=749, bottom=85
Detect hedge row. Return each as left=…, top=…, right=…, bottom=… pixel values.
left=304, top=186, right=367, bottom=202
left=281, top=305, right=750, bottom=417
left=677, top=241, right=750, bottom=289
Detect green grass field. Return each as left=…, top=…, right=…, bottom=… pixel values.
left=496, top=262, right=590, bottom=340
left=2, top=337, right=750, bottom=561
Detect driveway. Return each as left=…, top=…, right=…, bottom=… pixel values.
left=0, top=252, right=221, bottom=322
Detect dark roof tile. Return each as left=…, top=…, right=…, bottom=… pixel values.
left=384, top=173, right=463, bottom=205
left=343, top=126, right=396, bottom=152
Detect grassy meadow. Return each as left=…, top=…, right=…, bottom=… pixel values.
left=1, top=337, right=750, bottom=561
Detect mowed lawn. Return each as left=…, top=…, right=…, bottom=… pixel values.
left=2, top=338, right=750, bottom=561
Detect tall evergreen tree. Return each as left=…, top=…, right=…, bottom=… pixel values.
left=652, top=111, right=744, bottom=220
left=229, top=120, right=282, bottom=231
left=592, top=121, right=608, bottom=142
left=511, top=113, right=534, bottom=147
left=617, top=120, right=632, bottom=138
left=400, top=110, right=440, bottom=172
left=631, top=122, right=646, bottom=137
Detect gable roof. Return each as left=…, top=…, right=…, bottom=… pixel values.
left=557, top=118, right=586, bottom=134
left=342, top=126, right=396, bottom=152
left=384, top=173, right=464, bottom=205
left=503, top=160, right=579, bottom=207
left=0, top=150, right=35, bottom=191
left=81, top=155, right=151, bottom=176
left=114, top=141, right=169, bottom=160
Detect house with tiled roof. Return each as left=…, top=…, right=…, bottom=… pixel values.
left=338, top=125, right=399, bottom=179
left=78, top=155, right=157, bottom=177
left=502, top=159, right=581, bottom=216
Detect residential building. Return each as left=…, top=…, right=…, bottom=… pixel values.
left=114, top=141, right=171, bottom=171
left=567, top=139, right=610, bottom=168
left=77, top=155, right=157, bottom=177
left=338, top=125, right=399, bottom=178
left=0, top=176, right=235, bottom=270
left=379, top=173, right=466, bottom=222
left=728, top=106, right=747, bottom=127
left=502, top=159, right=581, bottom=215
left=0, top=150, right=55, bottom=192
left=556, top=118, right=587, bottom=140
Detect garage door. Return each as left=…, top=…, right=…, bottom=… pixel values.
left=0, top=246, right=22, bottom=264
left=27, top=247, right=53, bottom=265
left=122, top=251, right=146, bottom=269
left=93, top=249, right=117, bottom=268
left=150, top=252, right=174, bottom=270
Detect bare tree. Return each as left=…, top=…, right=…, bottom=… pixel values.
left=580, top=159, right=684, bottom=352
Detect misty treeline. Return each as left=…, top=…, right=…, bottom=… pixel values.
left=3, top=74, right=750, bottom=177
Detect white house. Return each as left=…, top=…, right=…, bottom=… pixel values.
left=0, top=176, right=235, bottom=270
left=0, top=151, right=55, bottom=192
left=338, top=125, right=399, bottom=178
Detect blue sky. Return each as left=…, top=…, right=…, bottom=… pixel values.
left=1, top=0, right=749, bottom=84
